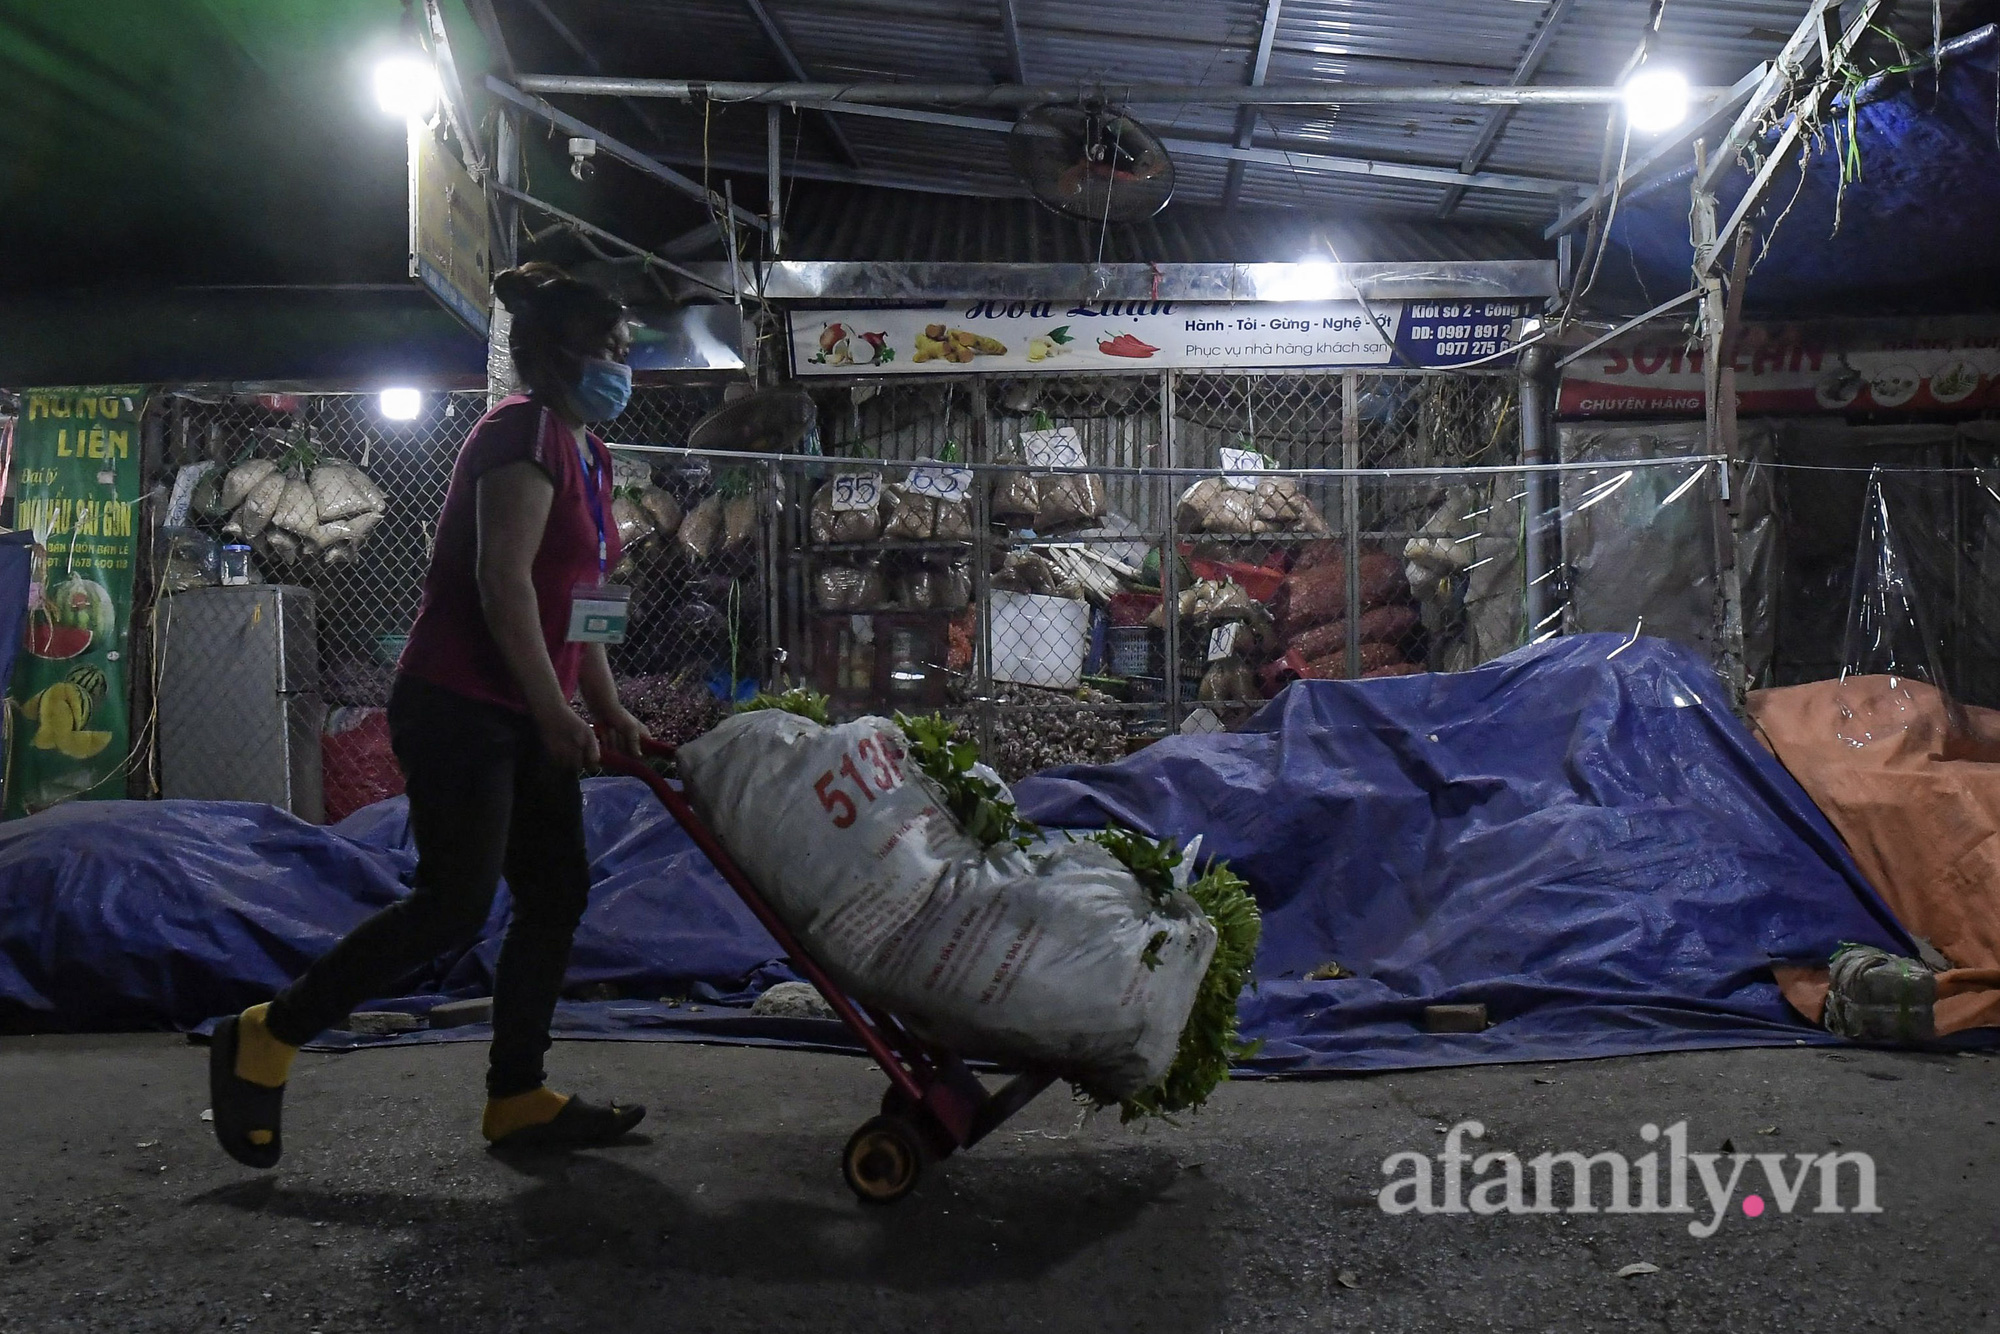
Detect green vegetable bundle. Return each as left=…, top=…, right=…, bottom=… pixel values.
left=1088, top=827, right=1262, bottom=1122
left=892, top=712, right=1037, bottom=850
left=736, top=687, right=831, bottom=725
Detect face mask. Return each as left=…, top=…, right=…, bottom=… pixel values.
left=568, top=356, right=631, bottom=422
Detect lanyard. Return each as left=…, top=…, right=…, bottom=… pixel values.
left=574, top=429, right=609, bottom=583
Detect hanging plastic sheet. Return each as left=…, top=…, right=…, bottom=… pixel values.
left=1557, top=421, right=1775, bottom=684
left=1737, top=436, right=1779, bottom=689
left=1766, top=425, right=1959, bottom=687
left=1830, top=459, right=2000, bottom=709
left=1840, top=466, right=1960, bottom=705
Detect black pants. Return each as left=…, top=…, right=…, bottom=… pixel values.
left=266, top=675, right=591, bottom=1097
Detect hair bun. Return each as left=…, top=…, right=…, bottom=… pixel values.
left=492, top=262, right=571, bottom=314
left=491, top=269, right=532, bottom=313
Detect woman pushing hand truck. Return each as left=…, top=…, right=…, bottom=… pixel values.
left=210, top=263, right=654, bottom=1165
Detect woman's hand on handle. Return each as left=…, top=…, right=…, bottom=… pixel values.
left=535, top=703, right=601, bottom=771
left=577, top=641, right=649, bottom=758
left=598, top=706, right=651, bottom=758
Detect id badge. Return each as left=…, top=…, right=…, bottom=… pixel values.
left=566, top=583, right=631, bottom=644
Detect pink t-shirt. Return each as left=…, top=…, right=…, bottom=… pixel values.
left=398, top=395, right=623, bottom=714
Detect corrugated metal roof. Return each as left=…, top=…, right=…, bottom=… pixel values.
left=501, top=0, right=1985, bottom=234
left=773, top=180, right=1548, bottom=262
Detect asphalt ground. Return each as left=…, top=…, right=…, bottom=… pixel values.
left=1, top=1034, right=1994, bottom=1333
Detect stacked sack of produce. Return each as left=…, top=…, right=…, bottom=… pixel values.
left=1174, top=475, right=1329, bottom=537
left=201, top=456, right=389, bottom=567
left=605, top=454, right=763, bottom=681
left=809, top=469, right=974, bottom=614
left=988, top=420, right=1110, bottom=537
left=677, top=693, right=1260, bottom=1116
left=1271, top=542, right=1422, bottom=682
left=604, top=454, right=761, bottom=568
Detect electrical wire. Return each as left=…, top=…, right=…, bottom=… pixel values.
left=1094, top=109, right=1127, bottom=267
left=1569, top=117, right=1634, bottom=312
left=1558, top=0, right=1671, bottom=329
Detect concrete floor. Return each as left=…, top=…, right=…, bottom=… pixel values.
left=0, top=1034, right=1994, bottom=1333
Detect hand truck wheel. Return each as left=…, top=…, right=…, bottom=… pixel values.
left=842, top=1114, right=924, bottom=1205
left=880, top=1085, right=959, bottom=1160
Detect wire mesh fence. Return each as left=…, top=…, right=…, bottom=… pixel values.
left=777, top=449, right=1723, bottom=778
left=153, top=385, right=726, bottom=817
left=141, top=372, right=1729, bottom=805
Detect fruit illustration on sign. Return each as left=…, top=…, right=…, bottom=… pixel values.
left=19, top=665, right=113, bottom=760
left=26, top=620, right=90, bottom=659
left=25, top=575, right=114, bottom=660
left=51, top=576, right=115, bottom=639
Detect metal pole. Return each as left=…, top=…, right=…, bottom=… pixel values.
left=514, top=73, right=1727, bottom=107
left=762, top=458, right=781, bottom=691
left=1693, top=140, right=1747, bottom=703
left=1953, top=431, right=1965, bottom=695
left=722, top=181, right=744, bottom=310
left=493, top=111, right=521, bottom=269
left=766, top=104, right=784, bottom=257
left=1519, top=344, right=1552, bottom=636
left=1162, top=371, right=1183, bottom=732
left=970, top=377, right=995, bottom=759
left=1342, top=373, right=1362, bottom=681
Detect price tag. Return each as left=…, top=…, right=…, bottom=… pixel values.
left=1207, top=622, right=1241, bottom=662
left=1220, top=447, right=1269, bottom=491
left=827, top=471, right=882, bottom=512
left=905, top=463, right=973, bottom=503
left=1022, top=427, right=1086, bottom=473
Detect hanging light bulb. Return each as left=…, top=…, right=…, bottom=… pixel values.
left=373, top=56, right=438, bottom=120
left=1621, top=69, right=1691, bottom=134
left=379, top=388, right=423, bottom=421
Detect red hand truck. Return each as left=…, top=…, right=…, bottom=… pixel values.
left=600, top=739, right=1058, bottom=1204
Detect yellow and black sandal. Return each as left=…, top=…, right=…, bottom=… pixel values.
left=487, top=1098, right=646, bottom=1153
left=208, top=1015, right=286, bottom=1169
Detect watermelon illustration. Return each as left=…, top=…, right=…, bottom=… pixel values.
left=50, top=576, right=115, bottom=640
left=67, top=663, right=108, bottom=709
left=26, top=620, right=90, bottom=660
left=26, top=576, right=114, bottom=659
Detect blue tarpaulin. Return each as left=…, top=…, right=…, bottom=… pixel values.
left=1015, top=635, right=1919, bottom=1071
left=0, top=634, right=1954, bottom=1070
left=0, top=778, right=786, bottom=1035
left=1601, top=27, right=2000, bottom=316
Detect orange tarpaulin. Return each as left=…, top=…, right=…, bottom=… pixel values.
left=1748, top=675, right=2000, bottom=1035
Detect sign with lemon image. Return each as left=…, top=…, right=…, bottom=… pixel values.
left=5, top=386, right=143, bottom=817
